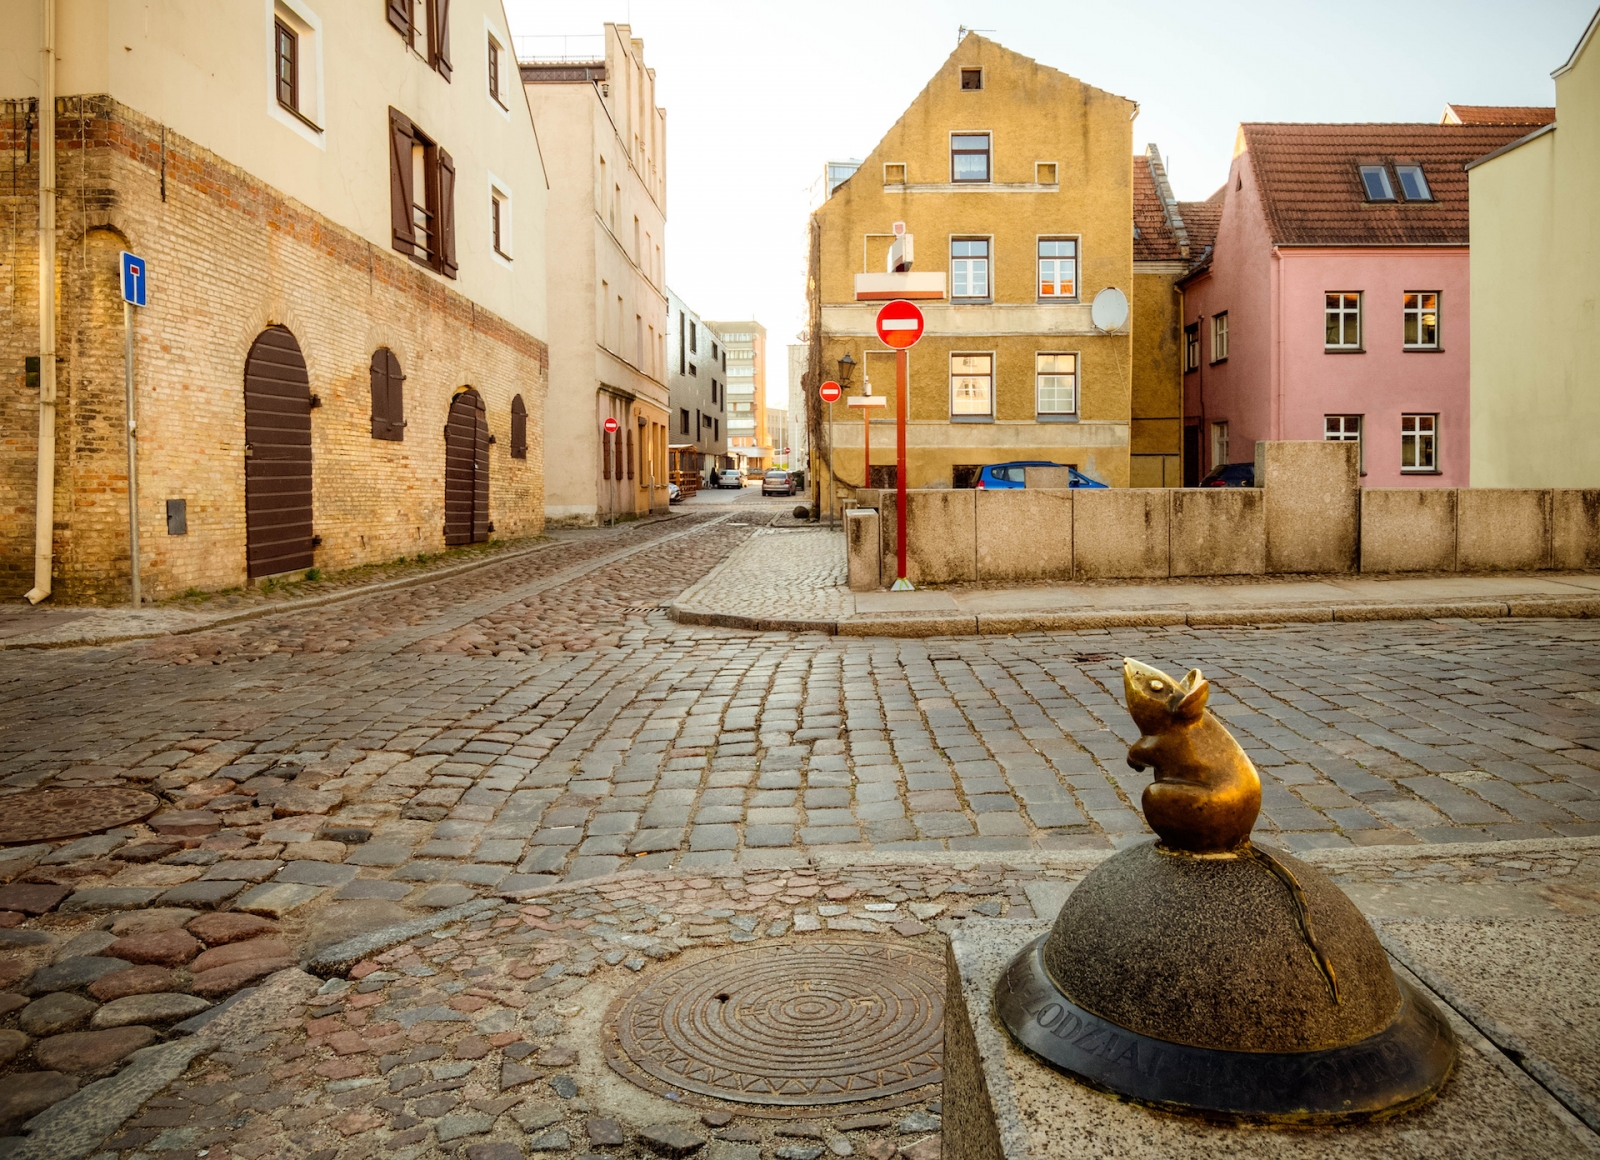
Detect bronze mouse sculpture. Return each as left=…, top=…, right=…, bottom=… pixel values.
left=1123, top=658, right=1261, bottom=854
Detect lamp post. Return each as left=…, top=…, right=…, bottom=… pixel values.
left=835, top=353, right=854, bottom=524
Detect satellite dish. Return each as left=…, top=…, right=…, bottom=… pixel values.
left=1091, top=287, right=1130, bottom=333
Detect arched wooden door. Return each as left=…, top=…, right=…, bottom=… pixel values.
left=444, top=388, right=490, bottom=545
left=243, top=327, right=314, bottom=578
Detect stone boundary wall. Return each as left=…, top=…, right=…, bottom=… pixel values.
left=848, top=442, right=1600, bottom=589
left=0, top=96, right=547, bottom=602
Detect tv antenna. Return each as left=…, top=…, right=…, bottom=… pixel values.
left=957, top=26, right=995, bottom=42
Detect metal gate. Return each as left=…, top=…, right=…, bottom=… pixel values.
left=444, top=388, right=489, bottom=545
left=243, top=327, right=314, bottom=579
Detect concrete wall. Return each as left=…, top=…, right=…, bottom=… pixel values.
left=846, top=509, right=880, bottom=592
left=848, top=441, right=1600, bottom=587
left=1361, top=489, right=1456, bottom=573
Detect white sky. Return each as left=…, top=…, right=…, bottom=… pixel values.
left=504, top=0, right=1596, bottom=409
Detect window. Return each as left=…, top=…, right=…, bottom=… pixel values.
left=951, top=238, right=990, bottom=300
left=951, top=133, right=990, bottom=182
left=510, top=394, right=527, bottom=459
left=1211, top=311, right=1229, bottom=361
left=1404, top=292, right=1439, bottom=348
left=1036, top=353, right=1077, bottom=416
left=714, top=418, right=719, bottom=440
left=950, top=353, right=993, bottom=417
left=680, top=409, right=690, bottom=435
left=1038, top=238, right=1077, bottom=299
left=388, top=108, right=457, bottom=277
left=1184, top=323, right=1200, bottom=372
left=1359, top=165, right=1394, bottom=201
left=1325, top=293, right=1361, bottom=349
left=274, top=20, right=298, bottom=111
left=1036, top=162, right=1056, bottom=185
left=712, top=381, right=719, bottom=405
left=689, top=321, right=697, bottom=353
left=1324, top=414, right=1363, bottom=472
left=387, top=0, right=451, bottom=80
left=1401, top=414, right=1437, bottom=472
left=1396, top=165, right=1431, bottom=201
left=960, top=67, right=983, bottom=90
left=884, top=162, right=906, bottom=185
left=369, top=348, right=405, bottom=441
left=487, top=32, right=507, bottom=108
left=489, top=182, right=510, bottom=260
left=1211, top=421, right=1229, bottom=468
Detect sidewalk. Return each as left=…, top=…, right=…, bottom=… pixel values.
left=672, top=527, right=1600, bottom=636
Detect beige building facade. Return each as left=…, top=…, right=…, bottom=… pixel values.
left=1, top=0, right=549, bottom=602
left=808, top=35, right=1151, bottom=494
left=1468, top=9, right=1600, bottom=487
left=523, top=25, right=669, bottom=524
left=707, top=321, right=768, bottom=471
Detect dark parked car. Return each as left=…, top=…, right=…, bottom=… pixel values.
left=1200, top=462, right=1255, bottom=488
left=762, top=469, right=799, bottom=497
left=976, top=461, right=1107, bottom=489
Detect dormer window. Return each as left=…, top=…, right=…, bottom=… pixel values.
left=1395, top=165, right=1432, bottom=201
left=1359, top=165, right=1395, bottom=201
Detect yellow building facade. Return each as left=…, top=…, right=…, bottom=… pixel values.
left=1468, top=9, right=1600, bottom=487
left=808, top=35, right=1181, bottom=494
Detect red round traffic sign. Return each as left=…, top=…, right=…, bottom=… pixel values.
left=602, top=417, right=619, bottom=434
left=875, top=299, right=925, bottom=349
left=818, top=380, right=842, bottom=404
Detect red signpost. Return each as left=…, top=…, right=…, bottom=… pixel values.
left=602, top=416, right=619, bottom=433
left=818, top=380, right=842, bottom=404
left=875, top=300, right=924, bottom=590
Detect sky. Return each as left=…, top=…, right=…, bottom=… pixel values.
left=503, top=0, right=1596, bottom=409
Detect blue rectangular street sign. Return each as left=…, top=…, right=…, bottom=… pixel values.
left=120, top=251, right=147, bottom=306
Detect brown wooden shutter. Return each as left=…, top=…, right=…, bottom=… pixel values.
left=430, top=0, right=453, bottom=80
left=602, top=428, right=611, bottom=480
left=387, top=0, right=410, bottom=37
left=436, top=148, right=458, bottom=278
left=389, top=109, right=416, bottom=257
left=472, top=390, right=490, bottom=541
left=626, top=428, right=634, bottom=481
left=370, top=350, right=390, bottom=439
left=510, top=395, right=527, bottom=459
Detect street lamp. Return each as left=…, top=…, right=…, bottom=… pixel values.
left=837, top=352, right=855, bottom=389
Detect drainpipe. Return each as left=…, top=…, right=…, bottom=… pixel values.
left=26, top=0, right=56, bottom=605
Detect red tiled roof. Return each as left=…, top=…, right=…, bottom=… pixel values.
left=1239, top=122, right=1534, bottom=246
left=1177, top=188, right=1224, bottom=256
left=1441, top=104, right=1555, bottom=126
left=1133, top=158, right=1183, bottom=261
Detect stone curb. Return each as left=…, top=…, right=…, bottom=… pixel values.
left=302, top=897, right=502, bottom=976
left=1, top=511, right=695, bottom=652
left=670, top=595, right=1600, bottom=637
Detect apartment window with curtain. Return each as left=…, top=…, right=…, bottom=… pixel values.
left=1035, top=353, right=1077, bottom=417
left=1211, top=311, right=1229, bottom=362
left=950, top=353, right=993, bottom=418
left=1403, top=292, right=1439, bottom=349
left=951, top=238, right=990, bottom=300
left=1401, top=414, right=1437, bottom=472
left=1038, top=238, right=1077, bottom=300
left=1326, top=293, right=1361, bottom=349
left=951, top=133, right=991, bottom=182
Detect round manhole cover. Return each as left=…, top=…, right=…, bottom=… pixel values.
left=0, top=788, right=161, bottom=845
left=612, top=940, right=943, bottom=1106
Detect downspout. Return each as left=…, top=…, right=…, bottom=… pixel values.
left=26, top=0, right=56, bottom=604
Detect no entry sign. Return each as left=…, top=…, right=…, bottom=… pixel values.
left=602, top=417, right=619, bottom=434
left=875, top=300, right=924, bottom=349
left=818, top=380, right=842, bottom=404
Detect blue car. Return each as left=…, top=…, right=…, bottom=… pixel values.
left=976, top=461, right=1106, bottom=489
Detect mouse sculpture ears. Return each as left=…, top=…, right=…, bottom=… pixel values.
left=1175, top=669, right=1209, bottom=720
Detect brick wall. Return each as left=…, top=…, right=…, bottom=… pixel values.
left=0, top=96, right=547, bottom=603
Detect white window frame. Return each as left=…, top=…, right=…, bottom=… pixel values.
left=1037, top=235, right=1079, bottom=301
left=1325, top=293, right=1361, bottom=350
left=1035, top=352, right=1078, bottom=418
left=1211, top=421, right=1229, bottom=469
left=1359, top=165, right=1394, bottom=201
left=950, top=351, right=995, bottom=420
left=1324, top=414, right=1364, bottom=474
left=1403, top=291, right=1440, bottom=350
left=1401, top=414, right=1438, bottom=473
left=265, top=0, right=325, bottom=148
left=488, top=172, right=512, bottom=266
left=1184, top=323, right=1200, bottom=372
left=950, top=236, right=991, bottom=301
left=1211, top=311, right=1229, bottom=362
left=485, top=17, right=511, bottom=117
left=950, top=131, right=992, bottom=183
left=1395, top=165, right=1431, bottom=201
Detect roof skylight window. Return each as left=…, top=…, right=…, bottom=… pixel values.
left=1395, top=165, right=1432, bottom=200
left=1359, top=165, right=1395, bottom=201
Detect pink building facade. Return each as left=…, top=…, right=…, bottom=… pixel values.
left=1180, top=121, right=1540, bottom=487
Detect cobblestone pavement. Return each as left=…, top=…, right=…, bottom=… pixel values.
left=676, top=530, right=851, bottom=625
